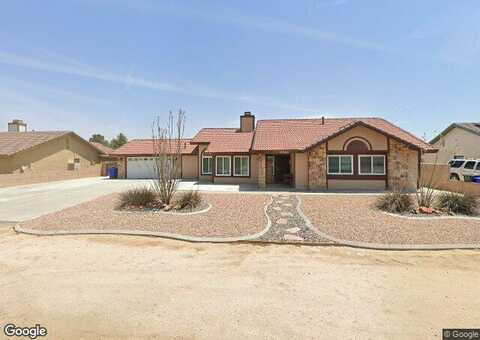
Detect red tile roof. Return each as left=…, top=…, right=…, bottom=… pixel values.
left=0, top=131, right=71, bottom=156
left=112, top=139, right=197, bottom=156
left=190, top=128, right=254, bottom=154
left=252, top=118, right=436, bottom=152
left=89, top=142, right=114, bottom=155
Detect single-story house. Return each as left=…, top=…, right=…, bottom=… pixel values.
left=113, top=112, right=437, bottom=191
left=89, top=142, right=116, bottom=176
left=113, top=139, right=198, bottom=179
left=0, top=119, right=103, bottom=180
left=423, top=122, right=480, bottom=164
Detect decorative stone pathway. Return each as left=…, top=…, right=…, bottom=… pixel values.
left=256, top=194, right=332, bottom=244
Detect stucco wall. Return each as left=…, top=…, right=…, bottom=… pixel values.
left=308, top=143, right=327, bottom=189
left=388, top=138, right=419, bottom=192
left=198, top=144, right=213, bottom=182
left=328, top=179, right=386, bottom=191
left=212, top=154, right=258, bottom=184
left=181, top=155, right=198, bottom=179
left=328, top=126, right=388, bottom=151
left=0, top=134, right=102, bottom=187
left=1, top=134, right=100, bottom=174
left=423, top=127, right=480, bottom=164
left=294, top=152, right=308, bottom=189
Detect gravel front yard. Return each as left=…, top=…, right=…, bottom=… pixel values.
left=301, top=195, right=480, bottom=245
left=20, top=193, right=270, bottom=238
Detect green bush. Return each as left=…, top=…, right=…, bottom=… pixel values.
left=436, top=192, right=478, bottom=215
left=376, top=192, right=414, bottom=213
left=175, top=191, right=202, bottom=210
left=118, top=187, right=157, bottom=208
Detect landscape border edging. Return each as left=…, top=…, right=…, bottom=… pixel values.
left=14, top=196, right=274, bottom=243
left=295, top=195, right=480, bottom=251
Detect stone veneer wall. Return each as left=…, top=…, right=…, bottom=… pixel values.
left=258, top=154, right=266, bottom=188
left=388, top=139, right=418, bottom=192
left=308, top=143, right=327, bottom=190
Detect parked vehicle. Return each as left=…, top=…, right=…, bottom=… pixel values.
left=449, top=159, right=480, bottom=182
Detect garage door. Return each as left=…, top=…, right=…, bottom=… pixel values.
left=127, top=157, right=157, bottom=179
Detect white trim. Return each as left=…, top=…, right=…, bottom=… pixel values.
left=233, top=155, right=249, bottom=177
left=215, top=155, right=231, bottom=176
left=327, top=155, right=353, bottom=175
left=201, top=155, right=212, bottom=175
left=358, top=155, right=386, bottom=175
left=344, top=137, right=371, bottom=151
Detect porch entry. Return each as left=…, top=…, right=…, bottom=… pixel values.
left=266, top=154, right=292, bottom=185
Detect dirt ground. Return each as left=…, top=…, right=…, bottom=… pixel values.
left=1, top=228, right=480, bottom=340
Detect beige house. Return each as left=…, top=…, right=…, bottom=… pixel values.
left=0, top=119, right=104, bottom=186
left=113, top=113, right=436, bottom=191
left=424, top=122, right=480, bottom=164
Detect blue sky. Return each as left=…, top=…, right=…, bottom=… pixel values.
left=0, top=0, right=479, bottom=141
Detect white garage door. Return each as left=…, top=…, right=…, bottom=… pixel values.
left=127, top=157, right=157, bottom=179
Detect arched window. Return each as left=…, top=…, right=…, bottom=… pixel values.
left=344, top=138, right=371, bottom=153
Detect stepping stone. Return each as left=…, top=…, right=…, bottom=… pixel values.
left=276, top=218, right=288, bottom=225
left=273, top=207, right=282, bottom=211
left=281, top=212, right=293, bottom=217
left=285, top=227, right=301, bottom=233
left=283, top=234, right=304, bottom=242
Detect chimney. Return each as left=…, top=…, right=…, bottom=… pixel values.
left=8, top=119, right=27, bottom=132
left=321, top=116, right=325, bottom=125
left=240, top=111, right=255, bottom=132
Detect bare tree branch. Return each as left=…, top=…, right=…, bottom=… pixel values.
left=151, top=109, right=186, bottom=205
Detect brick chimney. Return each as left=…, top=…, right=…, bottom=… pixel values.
left=8, top=119, right=27, bottom=132
left=240, top=112, right=255, bottom=132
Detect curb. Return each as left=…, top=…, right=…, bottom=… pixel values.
left=114, top=203, right=212, bottom=216
left=381, top=211, right=480, bottom=221
left=295, top=195, right=480, bottom=251
left=14, top=196, right=275, bottom=244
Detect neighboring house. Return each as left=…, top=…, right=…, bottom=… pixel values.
left=424, top=122, right=480, bottom=164
left=113, top=112, right=436, bottom=191
left=0, top=119, right=103, bottom=185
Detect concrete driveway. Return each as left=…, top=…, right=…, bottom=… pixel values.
left=0, top=177, right=258, bottom=223
left=0, top=177, right=148, bottom=222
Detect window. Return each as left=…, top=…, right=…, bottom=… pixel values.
left=233, top=156, right=249, bottom=176
left=450, top=160, right=465, bottom=168
left=464, top=161, right=476, bottom=169
left=215, top=156, right=231, bottom=176
left=327, top=155, right=353, bottom=175
left=476, top=163, right=480, bottom=171
left=358, top=155, right=386, bottom=175
left=202, top=155, right=212, bottom=175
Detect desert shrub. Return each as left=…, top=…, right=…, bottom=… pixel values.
left=175, top=191, right=202, bottom=210
left=436, top=192, right=478, bottom=215
left=118, top=187, right=157, bottom=208
left=416, top=186, right=436, bottom=208
left=376, top=192, right=414, bottom=213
